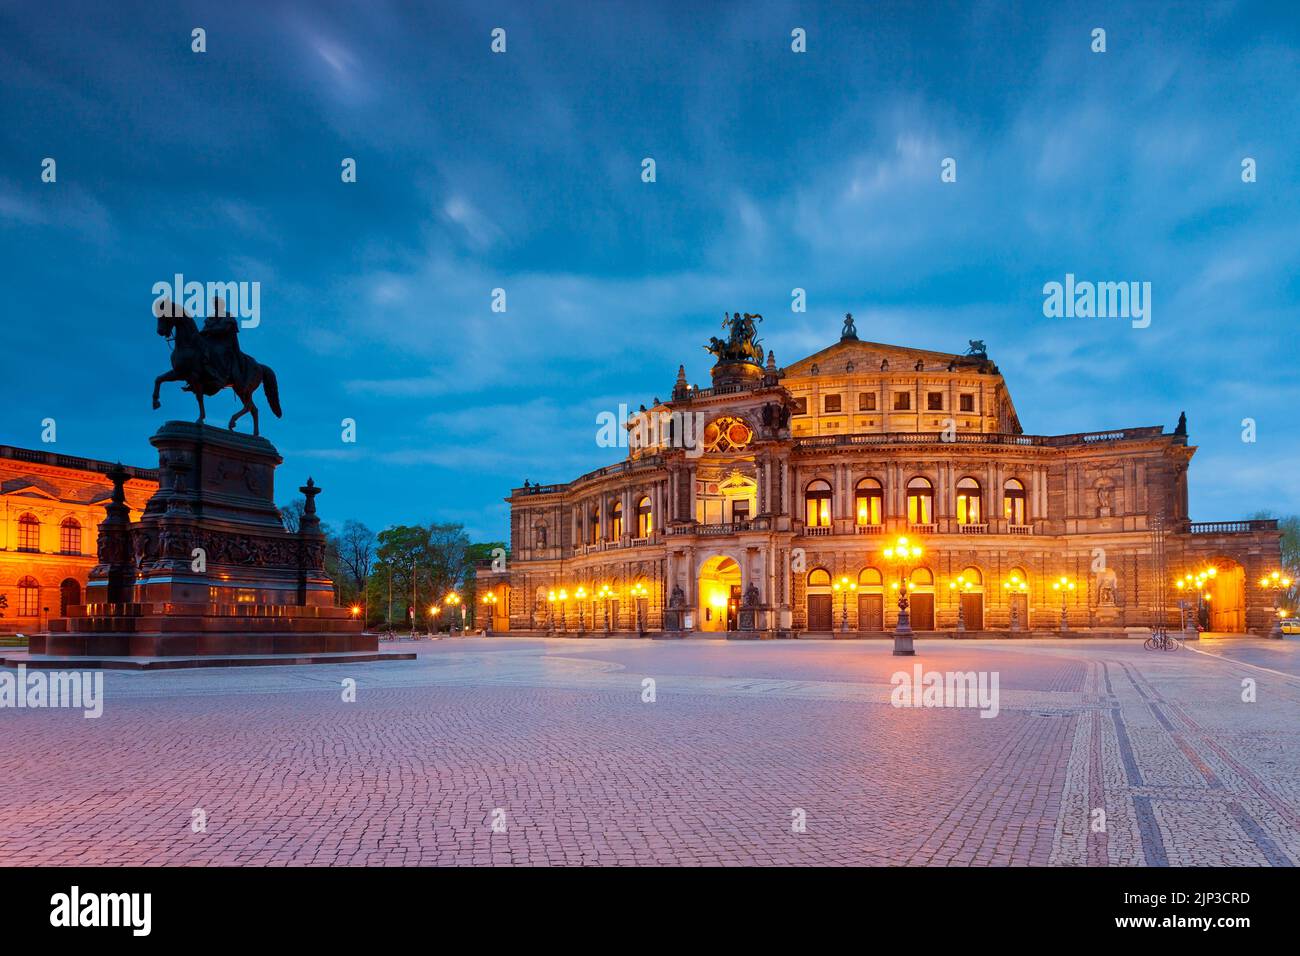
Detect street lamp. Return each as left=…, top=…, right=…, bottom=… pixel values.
left=883, top=535, right=923, bottom=656
left=558, top=588, right=569, bottom=633
left=575, top=585, right=588, bottom=632
left=949, top=575, right=975, bottom=632
left=597, top=583, right=614, bottom=634
left=546, top=589, right=557, bottom=636
left=1258, top=570, right=1293, bottom=639
left=481, top=592, right=498, bottom=636
left=831, top=575, right=857, bottom=633
left=630, top=581, right=649, bottom=635
left=1002, top=575, right=1028, bottom=632
left=1051, top=576, right=1076, bottom=633
left=429, top=604, right=441, bottom=636
left=444, top=591, right=462, bottom=634
left=1175, top=566, right=1217, bottom=632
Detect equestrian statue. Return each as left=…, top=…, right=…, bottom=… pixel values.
left=152, top=297, right=282, bottom=436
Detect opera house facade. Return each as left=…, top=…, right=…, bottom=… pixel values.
left=477, top=313, right=1284, bottom=638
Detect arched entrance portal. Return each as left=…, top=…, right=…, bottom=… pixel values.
left=1207, top=559, right=1246, bottom=633
left=59, top=578, right=81, bottom=616
left=698, top=555, right=741, bottom=632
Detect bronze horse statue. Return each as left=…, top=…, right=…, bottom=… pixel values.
left=152, top=298, right=281, bottom=436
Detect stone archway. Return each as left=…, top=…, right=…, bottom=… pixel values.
left=698, top=555, right=741, bottom=633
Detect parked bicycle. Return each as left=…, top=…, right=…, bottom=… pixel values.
left=1144, top=629, right=1181, bottom=651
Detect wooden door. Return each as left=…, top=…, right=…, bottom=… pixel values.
left=961, top=593, right=984, bottom=630
left=910, top=593, right=934, bottom=630
left=807, top=594, right=833, bottom=630
left=857, top=592, right=883, bottom=631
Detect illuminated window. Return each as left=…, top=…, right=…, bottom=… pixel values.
left=1003, top=479, right=1027, bottom=524
left=17, top=513, right=39, bottom=552
left=637, top=496, right=653, bottom=537
left=588, top=507, right=600, bottom=545
left=893, top=393, right=911, bottom=411
left=60, top=517, right=82, bottom=555
left=610, top=501, right=623, bottom=539
left=17, top=576, right=39, bottom=616
left=906, top=478, right=934, bottom=524
left=956, top=477, right=983, bottom=525
left=858, top=567, right=883, bottom=587
left=824, top=394, right=842, bottom=413
left=807, top=568, right=831, bottom=588
left=854, top=478, right=883, bottom=525
left=804, top=480, right=832, bottom=527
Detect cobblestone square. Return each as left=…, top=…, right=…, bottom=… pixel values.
left=1, top=637, right=1296, bottom=866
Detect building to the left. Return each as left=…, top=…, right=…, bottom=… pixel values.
left=0, top=445, right=157, bottom=632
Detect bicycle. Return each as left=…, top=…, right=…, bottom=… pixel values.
left=1144, top=629, right=1181, bottom=651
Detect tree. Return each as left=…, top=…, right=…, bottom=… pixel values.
left=279, top=497, right=306, bottom=533
left=370, top=523, right=473, bottom=629
left=332, top=520, right=375, bottom=608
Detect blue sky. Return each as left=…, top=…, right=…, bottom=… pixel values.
left=2, top=0, right=1297, bottom=540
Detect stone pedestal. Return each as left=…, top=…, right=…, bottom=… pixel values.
left=33, top=422, right=374, bottom=660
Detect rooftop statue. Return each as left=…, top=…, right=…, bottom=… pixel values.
left=152, top=297, right=282, bottom=436
left=705, top=311, right=764, bottom=366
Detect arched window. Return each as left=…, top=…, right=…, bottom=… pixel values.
left=60, top=517, right=82, bottom=555
left=59, top=578, right=81, bottom=615
left=906, top=478, right=934, bottom=525
left=956, top=477, right=983, bottom=525
left=1003, top=478, right=1027, bottom=524
left=1005, top=567, right=1029, bottom=592
left=588, top=506, right=600, bottom=545
left=804, top=480, right=832, bottom=527
left=17, top=576, right=40, bottom=616
left=855, top=478, right=883, bottom=526
left=807, top=568, right=831, bottom=588
left=910, top=567, right=934, bottom=587
left=610, top=501, right=623, bottom=540
left=637, top=496, right=653, bottom=537
left=17, top=513, right=39, bottom=552
left=957, top=566, right=983, bottom=587
left=858, top=567, right=883, bottom=588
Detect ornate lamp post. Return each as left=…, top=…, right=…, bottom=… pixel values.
left=831, top=575, right=857, bottom=633
left=1175, top=567, right=1216, bottom=632
left=481, top=592, right=498, bottom=635
left=630, top=581, right=648, bottom=635
left=444, top=591, right=462, bottom=634
left=546, top=589, right=557, bottom=636
left=1051, top=576, right=1075, bottom=633
left=949, top=575, right=975, bottom=631
left=597, top=583, right=614, bottom=635
left=883, top=535, right=923, bottom=656
left=1002, top=575, right=1028, bottom=632
left=429, top=604, right=441, bottom=636
left=558, top=588, right=568, bottom=633
left=1258, top=570, right=1293, bottom=639
left=575, top=585, right=588, bottom=633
